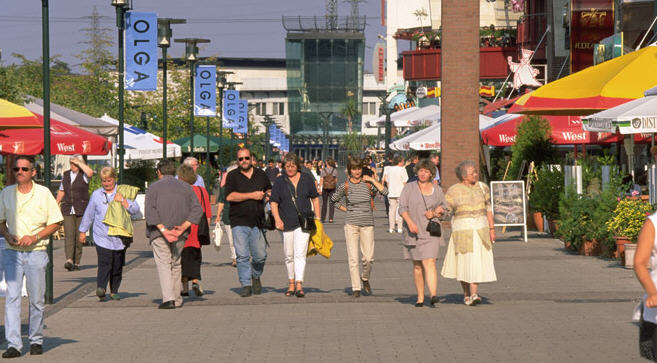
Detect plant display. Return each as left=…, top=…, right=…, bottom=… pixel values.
left=606, top=198, right=654, bottom=242
left=529, top=166, right=563, bottom=219
left=509, top=115, right=556, bottom=179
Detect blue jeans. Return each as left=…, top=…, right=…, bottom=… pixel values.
left=231, top=226, right=267, bottom=287
left=4, top=249, right=48, bottom=350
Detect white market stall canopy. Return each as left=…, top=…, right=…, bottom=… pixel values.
left=368, top=105, right=445, bottom=128
left=24, top=97, right=118, bottom=137
left=583, top=85, right=657, bottom=134
left=389, top=114, right=494, bottom=151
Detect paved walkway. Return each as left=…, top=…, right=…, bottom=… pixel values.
left=0, top=203, right=646, bottom=362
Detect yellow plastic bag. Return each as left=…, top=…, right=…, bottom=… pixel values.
left=307, top=220, right=333, bottom=259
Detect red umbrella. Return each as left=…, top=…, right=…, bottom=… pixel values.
left=481, top=114, right=654, bottom=146
left=0, top=114, right=111, bottom=155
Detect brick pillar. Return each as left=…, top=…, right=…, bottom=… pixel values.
left=441, top=0, right=480, bottom=188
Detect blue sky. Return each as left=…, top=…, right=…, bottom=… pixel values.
left=0, top=0, right=399, bottom=72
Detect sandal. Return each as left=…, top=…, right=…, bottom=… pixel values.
left=470, top=294, right=481, bottom=306
left=285, top=281, right=295, bottom=297
left=464, top=296, right=472, bottom=306
left=295, top=282, right=305, bottom=298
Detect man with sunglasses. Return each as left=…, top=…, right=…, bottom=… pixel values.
left=0, top=156, right=63, bottom=358
left=225, top=148, right=272, bottom=297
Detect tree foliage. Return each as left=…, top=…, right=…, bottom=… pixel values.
left=509, top=115, right=556, bottom=179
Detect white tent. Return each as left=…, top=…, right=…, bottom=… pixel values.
left=88, top=115, right=182, bottom=161
left=366, top=106, right=419, bottom=128
left=368, top=105, right=442, bottom=128
left=389, top=114, right=494, bottom=151
left=583, top=85, right=657, bottom=134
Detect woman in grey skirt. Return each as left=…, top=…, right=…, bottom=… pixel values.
left=398, top=159, right=448, bottom=307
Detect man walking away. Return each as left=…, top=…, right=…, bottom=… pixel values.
left=145, top=160, right=203, bottom=309
left=225, top=148, right=272, bottom=297
left=264, top=159, right=280, bottom=184
left=382, top=156, right=408, bottom=233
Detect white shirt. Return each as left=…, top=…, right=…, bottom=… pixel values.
left=382, top=165, right=408, bottom=198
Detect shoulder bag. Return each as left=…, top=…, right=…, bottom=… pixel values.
left=196, top=187, right=211, bottom=245
left=419, top=183, right=441, bottom=237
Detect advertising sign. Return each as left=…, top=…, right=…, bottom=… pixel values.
left=222, top=90, right=239, bottom=128
left=233, top=99, right=248, bottom=134
left=593, top=32, right=623, bottom=65
left=570, top=0, right=614, bottom=73
left=372, top=42, right=385, bottom=84
left=125, top=12, right=158, bottom=90
left=490, top=180, right=527, bottom=242
left=194, top=65, right=216, bottom=117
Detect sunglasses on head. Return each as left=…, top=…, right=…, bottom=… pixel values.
left=238, top=157, right=251, bottom=161
left=13, top=167, right=30, bottom=172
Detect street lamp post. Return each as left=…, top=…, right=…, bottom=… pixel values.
left=111, top=0, right=130, bottom=184
left=261, top=115, right=278, bottom=162
left=318, top=112, right=333, bottom=161
left=157, top=18, right=186, bottom=160
left=216, top=71, right=233, bottom=167
left=41, top=0, right=54, bottom=304
left=174, top=38, right=210, bottom=154
left=379, top=93, right=394, bottom=156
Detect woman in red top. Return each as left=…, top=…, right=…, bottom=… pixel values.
left=177, top=164, right=212, bottom=297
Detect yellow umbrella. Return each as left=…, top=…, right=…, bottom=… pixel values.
left=0, top=98, right=41, bottom=130
left=509, top=45, right=657, bottom=115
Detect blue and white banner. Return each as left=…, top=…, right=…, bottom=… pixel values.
left=125, top=12, right=157, bottom=91
left=275, top=128, right=283, bottom=147
left=268, top=124, right=277, bottom=145
left=272, top=127, right=281, bottom=147
left=282, top=137, right=289, bottom=152
left=233, top=99, right=248, bottom=134
left=194, top=65, right=216, bottom=117
left=222, top=90, right=239, bottom=128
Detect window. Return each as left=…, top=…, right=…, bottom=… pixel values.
left=272, top=102, right=286, bottom=115
left=370, top=102, right=376, bottom=115
left=362, top=102, right=369, bottom=115
left=256, top=102, right=267, bottom=116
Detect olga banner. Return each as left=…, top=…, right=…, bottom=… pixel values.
left=233, top=100, right=248, bottom=134
left=222, top=90, right=239, bottom=128
left=194, top=65, right=216, bottom=117
left=570, top=0, right=614, bottom=73
left=125, top=12, right=157, bottom=90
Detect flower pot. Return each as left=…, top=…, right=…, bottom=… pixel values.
left=547, top=219, right=559, bottom=235
left=532, top=212, right=544, bottom=232
left=579, top=239, right=601, bottom=256
left=615, top=236, right=632, bottom=264
left=624, top=243, right=637, bottom=269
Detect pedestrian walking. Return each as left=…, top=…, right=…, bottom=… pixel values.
left=430, top=153, right=441, bottom=185
left=270, top=153, right=320, bottom=297
left=216, top=164, right=238, bottom=267
left=177, top=164, right=212, bottom=297
left=78, top=167, right=140, bottom=301
left=178, top=156, right=205, bottom=188
left=145, top=159, right=203, bottom=309
left=382, top=155, right=408, bottom=233
left=55, top=154, right=94, bottom=271
left=0, top=156, right=63, bottom=358
left=225, top=148, right=272, bottom=297
left=264, top=159, right=280, bottom=184
left=441, top=160, right=497, bottom=306
left=398, top=159, right=447, bottom=307
left=633, top=211, right=657, bottom=360
left=319, top=158, right=338, bottom=223
left=331, top=157, right=388, bottom=297
left=406, top=154, right=419, bottom=182
left=380, top=153, right=394, bottom=217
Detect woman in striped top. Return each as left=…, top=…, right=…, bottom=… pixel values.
left=331, top=157, right=388, bottom=297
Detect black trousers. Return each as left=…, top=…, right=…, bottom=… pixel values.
left=96, top=244, right=126, bottom=294
left=321, top=189, right=336, bottom=222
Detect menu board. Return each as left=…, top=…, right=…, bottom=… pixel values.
left=490, top=181, right=528, bottom=242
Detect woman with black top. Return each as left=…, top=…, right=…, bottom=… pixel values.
left=270, top=153, right=321, bottom=297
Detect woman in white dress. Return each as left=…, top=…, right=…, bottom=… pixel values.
left=441, top=160, right=497, bottom=306
left=634, top=212, right=657, bottom=360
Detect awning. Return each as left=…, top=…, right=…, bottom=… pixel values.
left=368, top=105, right=440, bottom=128
left=583, top=85, right=657, bottom=134
left=389, top=114, right=494, bottom=151
left=0, top=99, right=41, bottom=130
left=24, top=97, right=118, bottom=137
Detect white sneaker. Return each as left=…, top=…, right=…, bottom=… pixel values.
left=397, top=228, right=403, bottom=233
left=388, top=229, right=394, bottom=234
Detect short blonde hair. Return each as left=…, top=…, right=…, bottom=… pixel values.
left=99, top=167, right=117, bottom=180
left=177, top=164, right=196, bottom=185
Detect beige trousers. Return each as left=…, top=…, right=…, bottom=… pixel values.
left=388, top=197, right=403, bottom=231
left=344, top=224, right=375, bottom=291
left=151, top=236, right=184, bottom=307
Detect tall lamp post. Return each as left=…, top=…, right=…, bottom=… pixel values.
left=111, top=0, right=130, bottom=183
left=157, top=18, right=186, bottom=159
left=261, top=115, right=279, bottom=161
left=318, top=112, right=333, bottom=161
left=174, top=38, right=210, bottom=154
left=379, top=92, right=394, bottom=156
left=216, top=71, right=233, bottom=166
left=41, top=0, right=54, bottom=304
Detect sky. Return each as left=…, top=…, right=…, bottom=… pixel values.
left=0, top=0, right=397, bottom=72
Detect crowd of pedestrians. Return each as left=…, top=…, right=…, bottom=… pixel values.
left=0, top=150, right=500, bottom=358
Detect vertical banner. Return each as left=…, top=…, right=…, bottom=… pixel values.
left=125, top=12, right=158, bottom=90
left=222, top=90, right=239, bottom=128
left=269, top=124, right=277, bottom=145
left=570, top=0, right=614, bottom=73
left=273, top=128, right=282, bottom=147
left=233, top=100, right=248, bottom=134
left=194, top=65, right=216, bottom=116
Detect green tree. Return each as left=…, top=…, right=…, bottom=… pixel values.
left=342, top=98, right=360, bottom=133
left=509, top=115, right=556, bottom=179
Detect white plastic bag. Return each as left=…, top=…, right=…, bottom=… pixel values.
left=213, top=224, right=223, bottom=251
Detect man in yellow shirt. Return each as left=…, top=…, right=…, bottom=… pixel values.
left=0, top=156, right=63, bottom=358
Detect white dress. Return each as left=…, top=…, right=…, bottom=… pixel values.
left=642, top=213, right=657, bottom=323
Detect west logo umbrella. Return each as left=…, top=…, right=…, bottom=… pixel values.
left=0, top=98, right=42, bottom=130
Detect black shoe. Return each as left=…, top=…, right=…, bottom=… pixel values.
left=72, top=265, right=80, bottom=271
left=64, top=261, right=73, bottom=271
left=96, top=287, right=106, bottom=301
left=353, top=290, right=361, bottom=298
left=29, top=344, right=42, bottom=356
left=181, top=291, right=189, bottom=297
left=240, top=286, right=252, bottom=297
left=252, top=277, right=262, bottom=295
left=415, top=301, right=424, bottom=307
left=361, top=279, right=372, bottom=295
left=158, top=300, right=175, bottom=309
left=2, top=347, right=20, bottom=358
left=430, top=296, right=439, bottom=307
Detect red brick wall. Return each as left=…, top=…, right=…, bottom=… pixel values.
left=441, top=0, right=480, bottom=188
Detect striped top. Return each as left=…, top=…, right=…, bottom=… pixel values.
left=331, top=180, right=388, bottom=226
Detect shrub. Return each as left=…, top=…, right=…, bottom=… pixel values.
left=529, top=166, right=563, bottom=219
left=509, top=115, right=556, bottom=179
left=606, top=198, right=654, bottom=242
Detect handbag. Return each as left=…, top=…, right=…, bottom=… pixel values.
left=287, top=176, right=316, bottom=233
left=262, top=202, right=276, bottom=231
left=196, top=187, right=211, bottom=246
left=418, top=183, right=441, bottom=237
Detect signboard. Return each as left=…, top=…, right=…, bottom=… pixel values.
left=593, top=32, right=623, bottom=65
left=233, top=99, right=248, bottom=134
left=490, top=180, right=528, bottom=242
left=125, top=12, right=157, bottom=90
left=222, top=90, right=239, bottom=128
left=416, top=87, right=427, bottom=98
left=194, top=65, right=216, bottom=117
left=570, top=0, right=614, bottom=73
left=372, top=42, right=385, bottom=84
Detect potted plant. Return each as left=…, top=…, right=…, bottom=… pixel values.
left=529, top=167, right=563, bottom=234
left=606, top=198, right=653, bottom=264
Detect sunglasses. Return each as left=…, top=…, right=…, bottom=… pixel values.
left=13, top=167, right=30, bottom=172
left=238, top=157, right=251, bottom=161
